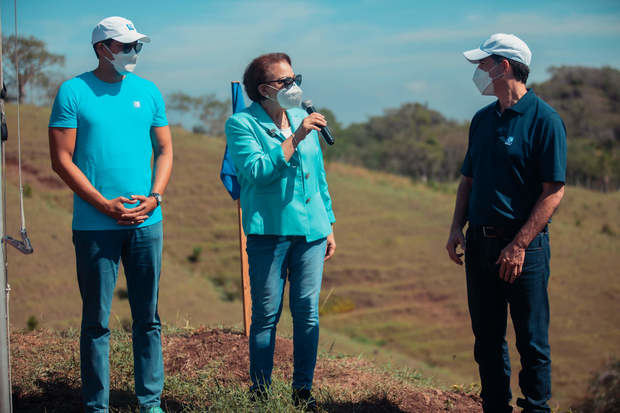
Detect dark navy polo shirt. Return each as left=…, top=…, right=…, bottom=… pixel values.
left=461, top=89, right=567, bottom=226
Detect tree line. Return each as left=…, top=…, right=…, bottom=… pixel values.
left=4, top=34, right=618, bottom=191
left=168, top=67, right=620, bottom=192
left=321, top=66, right=620, bottom=192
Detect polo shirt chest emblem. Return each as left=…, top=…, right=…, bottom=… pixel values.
left=133, top=101, right=141, bottom=108
left=499, top=135, right=515, bottom=146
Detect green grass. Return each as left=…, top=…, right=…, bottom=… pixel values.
left=3, top=104, right=619, bottom=409
left=12, top=326, right=474, bottom=412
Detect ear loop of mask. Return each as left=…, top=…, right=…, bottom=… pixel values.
left=490, top=61, right=506, bottom=81
left=101, top=43, right=118, bottom=63
left=262, top=83, right=279, bottom=102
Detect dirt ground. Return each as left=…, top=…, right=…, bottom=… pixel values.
left=11, top=327, right=482, bottom=412
left=165, top=328, right=483, bottom=412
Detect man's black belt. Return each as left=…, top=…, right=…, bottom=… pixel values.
left=469, top=224, right=548, bottom=239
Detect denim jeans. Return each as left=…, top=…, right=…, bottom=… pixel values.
left=465, top=228, right=552, bottom=413
left=246, top=235, right=327, bottom=391
left=73, top=222, right=164, bottom=412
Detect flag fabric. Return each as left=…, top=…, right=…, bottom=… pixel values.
left=220, top=82, right=245, bottom=200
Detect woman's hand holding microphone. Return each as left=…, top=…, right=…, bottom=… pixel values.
left=292, top=112, right=327, bottom=147
left=283, top=112, right=327, bottom=161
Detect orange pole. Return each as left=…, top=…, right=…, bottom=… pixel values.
left=237, top=199, right=251, bottom=336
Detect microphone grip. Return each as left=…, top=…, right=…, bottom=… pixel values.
left=304, top=105, right=335, bottom=145
left=319, top=125, right=335, bottom=146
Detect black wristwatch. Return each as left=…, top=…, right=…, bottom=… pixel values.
left=149, top=192, right=162, bottom=206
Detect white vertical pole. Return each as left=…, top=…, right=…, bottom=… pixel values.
left=0, top=3, right=14, bottom=411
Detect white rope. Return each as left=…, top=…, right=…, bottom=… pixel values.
left=2, top=119, right=7, bottom=263
left=13, top=0, right=26, bottom=231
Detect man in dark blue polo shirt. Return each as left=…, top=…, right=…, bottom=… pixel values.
left=446, top=33, right=567, bottom=413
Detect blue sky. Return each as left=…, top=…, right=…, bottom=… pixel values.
left=2, top=0, right=620, bottom=125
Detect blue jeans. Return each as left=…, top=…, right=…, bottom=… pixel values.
left=465, top=228, right=552, bottom=413
left=246, top=235, right=327, bottom=391
left=73, top=222, right=164, bottom=412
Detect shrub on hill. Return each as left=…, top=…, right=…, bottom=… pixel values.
left=572, top=358, right=620, bottom=413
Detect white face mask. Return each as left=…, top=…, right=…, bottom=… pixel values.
left=267, top=83, right=303, bottom=109
left=473, top=64, right=502, bottom=96
left=103, top=44, right=138, bottom=75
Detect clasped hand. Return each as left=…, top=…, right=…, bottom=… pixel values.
left=104, top=195, right=157, bottom=226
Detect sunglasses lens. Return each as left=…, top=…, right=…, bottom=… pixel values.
left=294, top=74, right=302, bottom=86
left=122, top=43, right=142, bottom=54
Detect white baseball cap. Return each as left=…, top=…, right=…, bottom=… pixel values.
left=463, top=33, right=531, bottom=66
left=91, top=16, right=150, bottom=45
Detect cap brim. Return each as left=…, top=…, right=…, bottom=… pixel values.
left=463, top=48, right=490, bottom=63
left=113, top=32, right=151, bottom=43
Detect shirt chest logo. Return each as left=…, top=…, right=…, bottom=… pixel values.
left=499, top=135, right=515, bottom=146
left=133, top=101, right=141, bottom=108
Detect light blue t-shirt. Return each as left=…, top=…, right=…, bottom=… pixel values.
left=49, top=71, right=168, bottom=230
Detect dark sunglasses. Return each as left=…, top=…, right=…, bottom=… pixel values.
left=260, top=74, right=302, bottom=88
left=104, top=40, right=143, bottom=54
left=120, top=42, right=143, bottom=54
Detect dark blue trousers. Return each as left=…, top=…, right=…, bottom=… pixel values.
left=465, top=228, right=552, bottom=413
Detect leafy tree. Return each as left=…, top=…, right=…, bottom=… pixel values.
left=35, top=70, right=66, bottom=106
left=532, top=66, right=620, bottom=191
left=327, top=102, right=468, bottom=182
left=167, top=92, right=230, bottom=137
left=2, top=35, right=65, bottom=103
left=316, top=106, right=346, bottom=158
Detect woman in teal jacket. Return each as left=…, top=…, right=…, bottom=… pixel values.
left=225, top=52, right=336, bottom=409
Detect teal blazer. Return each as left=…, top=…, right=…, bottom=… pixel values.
left=225, top=101, right=335, bottom=242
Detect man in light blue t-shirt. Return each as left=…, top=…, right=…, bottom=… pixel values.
left=49, top=16, right=172, bottom=413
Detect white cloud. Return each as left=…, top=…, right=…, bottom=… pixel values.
left=405, top=81, right=428, bottom=93
left=393, top=13, right=620, bottom=44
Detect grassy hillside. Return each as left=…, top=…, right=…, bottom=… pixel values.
left=3, top=104, right=619, bottom=410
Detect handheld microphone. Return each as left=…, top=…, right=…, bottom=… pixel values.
left=301, top=100, right=335, bottom=145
